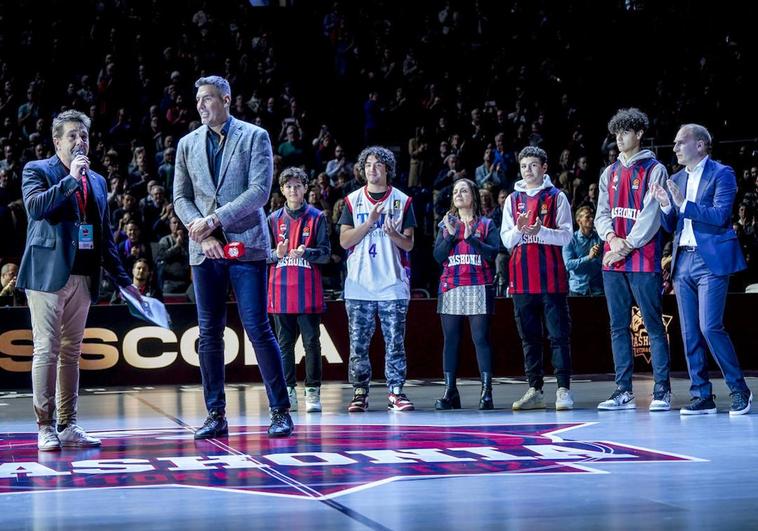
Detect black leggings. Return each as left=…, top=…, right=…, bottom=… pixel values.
left=440, top=314, right=493, bottom=375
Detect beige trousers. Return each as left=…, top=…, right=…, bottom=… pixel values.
left=26, top=275, right=91, bottom=426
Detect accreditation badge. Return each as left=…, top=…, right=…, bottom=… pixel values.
left=78, top=224, right=94, bottom=250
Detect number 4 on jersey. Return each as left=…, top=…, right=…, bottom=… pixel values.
left=368, top=243, right=377, bottom=258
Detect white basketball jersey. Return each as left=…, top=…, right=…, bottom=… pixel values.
left=344, top=186, right=412, bottom=301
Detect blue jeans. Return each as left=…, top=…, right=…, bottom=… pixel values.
left=673, top=249, right=749, bottom=398
left=602, top=271, right=670, bottom=394
left=192, top=259, right=289, bottom=412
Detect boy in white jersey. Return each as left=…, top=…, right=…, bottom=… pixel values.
left=339, top=146, right=417, bottom=411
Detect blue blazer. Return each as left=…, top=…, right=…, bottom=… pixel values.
left=16, top=155, right=130, bottom=302
left=660, top=157, right=746, bottom=277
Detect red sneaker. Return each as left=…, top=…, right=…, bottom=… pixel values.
left=388, top=388, right=415, bottom=411
left=347, top=388, right=369, bottom=412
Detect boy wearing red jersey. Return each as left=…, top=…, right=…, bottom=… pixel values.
left=268, top=167, right=331, bottom=412
left=501, top=147, right=574, bottom=410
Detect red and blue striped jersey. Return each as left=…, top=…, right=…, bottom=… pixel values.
left=604, top=158, right=662, bottom=273
left=267, top=205, right=326, bottom=314
left=438, top=217, right=496, bottom=293
left=508, top=187, right=568, bottom=294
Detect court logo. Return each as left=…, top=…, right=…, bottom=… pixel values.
left=0, top=423, right=702, bottom=499
left=631, top=306, right=674, bottom=363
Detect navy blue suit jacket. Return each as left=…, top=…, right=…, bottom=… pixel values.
left=17, top=155, right=130, bottom=302
left=660, top=157, right=746, bottom=277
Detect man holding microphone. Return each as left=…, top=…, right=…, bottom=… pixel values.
left=17, top=110, right=140, bottom=450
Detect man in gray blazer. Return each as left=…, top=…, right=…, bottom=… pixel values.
left=173, top=75, right=293, bottom=439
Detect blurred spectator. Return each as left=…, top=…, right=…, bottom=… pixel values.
left=475, top=146, right=501, bottom=189
left=325, top=144, right=351, bottom=185
left=0, top=261, right=25, bottom=306
left=407, top=126, right=430, bottom=188
left=479, top=188, right=495, bottom=217
left=736, top=202, right=755, bottom=236
left=141, top=184, right=171, bottom=242
left=492, top=133, right=514, bottom=192
left=155, top=215, right=191, bottom=295
left=111, top=192, right=141, bottom=228
left=118, top=221, right=153, bottom=272
left=277, top=123, right=306, bottom=167
left=577, top=182, right=600, bottom=213
left=110, top=258, right=163, bottom=303
left=0, top=168, right=24, bottom=256
left=562, top=206, right=604, bottom=296
left=0, top=144, right=20, bottom=179
left=158, top=147, right=176, bottom=194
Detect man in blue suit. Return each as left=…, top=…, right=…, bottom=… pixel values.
left=174, top=76, right=293, bottom=439
left=652, top=123, right=752, bottom=415
left=17, top=110, right=141, bottom=450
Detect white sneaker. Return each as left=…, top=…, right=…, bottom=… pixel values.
left=512, top=387, right=545, bottom=410
left=649, top=391, right=672, bottom=412
left=598, top=389, right=636, bottom=410
left=287, top=386, right=298, bottom=412
left=555, top=387, right=574, bottom=410
left=57, top=424, right=101, bottom=447
left=305, top=387, right=322, bottom=413
left=37, top=425, right=61, bottom=451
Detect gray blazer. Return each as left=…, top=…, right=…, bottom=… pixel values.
left=173, top=117, right=274, bottom=265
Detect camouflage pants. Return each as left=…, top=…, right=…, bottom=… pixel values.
left=345, top=299, right=409, bottom=391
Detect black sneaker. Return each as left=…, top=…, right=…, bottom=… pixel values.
left=267, top=407, right=294, bottom=438
left=194, top=410, right=229, bottom=439
left=729, top=391, right=752, bottom=416
left=680, top=395, right=717, bottom=415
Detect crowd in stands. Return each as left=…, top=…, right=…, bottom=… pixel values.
left=1, top=0, right=758, bottom=306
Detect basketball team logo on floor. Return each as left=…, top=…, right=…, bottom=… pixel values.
left=0, top=423, right=702, bottom=499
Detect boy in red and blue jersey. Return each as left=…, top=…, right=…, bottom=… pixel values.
left=268, top=167, right=330, bottom=413
left=501, top=146, right=574, bottom=411
left=595, top=108, right=671, bottom=412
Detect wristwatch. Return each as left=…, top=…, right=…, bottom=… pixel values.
left=206, top=214, right=218, bottom=229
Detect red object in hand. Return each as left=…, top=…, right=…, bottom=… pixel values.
left=224, top=241, right=245, bottom=260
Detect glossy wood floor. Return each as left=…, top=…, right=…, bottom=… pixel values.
left=1, top=374, right=756, bottom=530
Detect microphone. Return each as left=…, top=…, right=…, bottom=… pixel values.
left=73, top=146, right=87, bottom=176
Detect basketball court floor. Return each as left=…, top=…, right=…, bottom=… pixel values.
left=1, top=374, right=756, bottom=530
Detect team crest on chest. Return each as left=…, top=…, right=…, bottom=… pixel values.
left=632, top=178, right=640, bottom=190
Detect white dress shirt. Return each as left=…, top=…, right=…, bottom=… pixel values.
left=678, top=155, right=709, bottom=247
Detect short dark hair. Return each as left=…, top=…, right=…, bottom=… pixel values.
left=194, top=75, right=231, bottom=98
left=279, top=166, right=309, bottom=187
left=357, top=146, right=396, bottom=183
left=133, top=258, right=151, bottom=271
left=518, top=146, right=548, bottom=164
left=52, top=110, right=91, bottom=138
left=608, top=108, right=649, bottom=134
